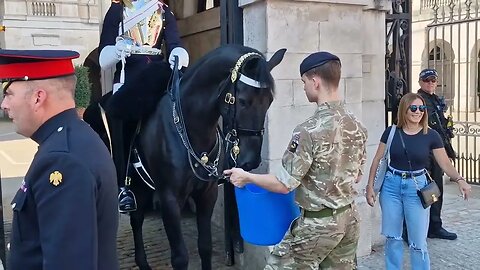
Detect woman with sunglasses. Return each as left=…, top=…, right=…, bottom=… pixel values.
left=365, top=93, right=471, bottom=270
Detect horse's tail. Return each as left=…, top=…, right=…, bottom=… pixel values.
left=83, top=92, right=112, bottom=150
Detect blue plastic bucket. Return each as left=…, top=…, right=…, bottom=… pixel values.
left=235, top=183, right=300, bottom=246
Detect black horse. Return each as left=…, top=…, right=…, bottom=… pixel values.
left=85, top=45, right=286, bottom=270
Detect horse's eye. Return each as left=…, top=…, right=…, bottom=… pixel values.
left=238, top=98, right=248, bottom=107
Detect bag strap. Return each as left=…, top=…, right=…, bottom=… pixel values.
left=382, top=125, right=396, bottom=159
left=397, top=130, right=413, bottom=171
left=398, top=129, right=431, bottom=189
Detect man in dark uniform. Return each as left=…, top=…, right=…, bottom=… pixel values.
left=98, top=0, right=189, bottom=212
left=0, top=49, right=119, bottom=269
left=417, top=68, right=457, bottom=240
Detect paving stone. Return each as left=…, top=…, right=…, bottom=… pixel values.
left=357, top=183, right=480, bottom=270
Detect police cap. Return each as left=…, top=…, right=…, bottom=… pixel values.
left=0, top=49, right=79, bottom=83
left=300, top=51, right=340, bottom=76
left=419, top=68, right=438, bottom=80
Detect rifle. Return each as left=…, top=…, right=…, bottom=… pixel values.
left=431, top=111, right=456, bottom=159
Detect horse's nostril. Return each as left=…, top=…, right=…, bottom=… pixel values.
left=241, top=160, right=261, bottom=171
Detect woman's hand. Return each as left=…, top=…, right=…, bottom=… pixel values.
left=223, top=168, right=251, bottom=188
left=365, top=185, right=376, bottom=207
left=457, top=179, right=472, bottom=200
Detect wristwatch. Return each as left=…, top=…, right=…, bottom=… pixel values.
left=452, top=176, right=465, bottom=183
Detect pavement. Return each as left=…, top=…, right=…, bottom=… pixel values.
left=1, top=118, right=479, bottom=269
left=357, top=183, right=480, bottom=270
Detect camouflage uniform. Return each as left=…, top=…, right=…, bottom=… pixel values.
left=265, top=101, right=368, bottom=270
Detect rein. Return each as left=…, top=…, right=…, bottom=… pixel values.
left=169, top=57, right=223, bottom=181
left=169, top=52, right=269, bottom=181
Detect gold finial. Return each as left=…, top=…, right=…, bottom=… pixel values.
left=232, top=145, right=240, bottom=157
left=201, top=153, right=209, bottom=164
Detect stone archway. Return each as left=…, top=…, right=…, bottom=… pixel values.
left=423, top=40, right=455, bottom=108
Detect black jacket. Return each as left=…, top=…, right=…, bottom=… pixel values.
left=418, top=89, right=456, bottom=158
left=8, top=109, right=119, bottom=270
left=99, top=2, right=182, bottom=85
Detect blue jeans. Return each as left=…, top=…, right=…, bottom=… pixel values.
left=379, top=167, right=430, bottom=270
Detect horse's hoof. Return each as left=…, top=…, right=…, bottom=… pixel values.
left=234, top=239, right=244, bottom=253
left=224, top=252, right=234, bottom=266
left=138, top=265, right=152, bottom=270
left=136, top=261, right=152, bottom=270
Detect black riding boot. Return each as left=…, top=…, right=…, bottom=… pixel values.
left=111, top=117, right=137, bottom=213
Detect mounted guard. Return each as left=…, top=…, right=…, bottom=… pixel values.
left=98, top=0, right=189, bottom=213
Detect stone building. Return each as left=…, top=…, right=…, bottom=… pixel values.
left=412, top=0, right=480, bottom=184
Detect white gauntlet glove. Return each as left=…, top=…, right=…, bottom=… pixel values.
left=169, top=47, right=189, bottom=70
left=99, top=37, right=133, bottom=69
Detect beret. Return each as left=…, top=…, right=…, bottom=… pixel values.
left=300, top=51, right=340, bottom=76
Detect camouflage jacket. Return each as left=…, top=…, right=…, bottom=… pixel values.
left=275, top=101, right=368, bottom=211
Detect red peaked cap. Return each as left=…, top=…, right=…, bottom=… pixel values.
left=0, top=49, right=80, bottom=82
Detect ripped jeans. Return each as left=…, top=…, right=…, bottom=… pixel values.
left=379, top=169, right=430, bottom=270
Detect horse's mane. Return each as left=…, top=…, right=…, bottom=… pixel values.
left=182, top=44, right=275, bottom=93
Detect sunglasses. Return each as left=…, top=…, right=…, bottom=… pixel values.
left=409, top=105, right=427, bottom=113
left=422, top=78, right=437, bottom=83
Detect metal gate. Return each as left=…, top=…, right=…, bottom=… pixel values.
left=386, top=0, right=412, bottom=125
left=423, top=0, right=480, bottom=184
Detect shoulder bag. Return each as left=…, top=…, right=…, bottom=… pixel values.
left=373, top=125, right=396, bottom=195
left=398, top=129, right=441, bottom=209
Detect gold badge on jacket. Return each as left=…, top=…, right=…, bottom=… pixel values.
left=49, top=171, right=63, bottom=186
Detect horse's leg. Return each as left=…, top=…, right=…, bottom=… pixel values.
left=223, top=183, right=235, bottom=266
left=231, top=190, right=244, bottom=254
left=193, top=183, right=219, bottom=270
left=160, top=190, right=189, bottom=270
left=130, top=183, right=154, bottom=270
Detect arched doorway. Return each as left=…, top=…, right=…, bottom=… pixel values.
left=428, top=44, right=455, bottom=108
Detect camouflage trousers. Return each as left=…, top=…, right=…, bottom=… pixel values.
left=264, top=205, right=360, bottom=270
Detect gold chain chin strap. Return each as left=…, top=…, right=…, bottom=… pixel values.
left=230, top=52, right=263, bottom=83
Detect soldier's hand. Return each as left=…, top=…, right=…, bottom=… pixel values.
left=365, top=185, right=376, bottom=207
left=223, top=168, right=250, bottom=188
left=169, top=47, right=190, bottom=70
left=115, top=37, right=133, bottom=59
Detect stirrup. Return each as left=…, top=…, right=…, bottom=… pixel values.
left=118, top=188, right=137, bottom=213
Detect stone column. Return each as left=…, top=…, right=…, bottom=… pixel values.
left=235, top=0, right=389, bottom=268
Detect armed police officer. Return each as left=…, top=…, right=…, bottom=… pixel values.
left=224, top=52, right=368, bottom=269
left=99, top=0, right=189, bottom=212
left=0, top=50, right=119, bottom=270
left=417, top=68, right=458, bottom=240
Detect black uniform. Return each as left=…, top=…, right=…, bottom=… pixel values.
left=99, top=2, right=181, bottom=197
left=418, top=89, right=455, bottom=233
left=9, top=109, right=119, bottom=270
left=99, top=2, right=181, bottom=86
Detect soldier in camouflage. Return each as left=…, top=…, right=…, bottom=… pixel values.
left=224, top=51, right=368, bottom=269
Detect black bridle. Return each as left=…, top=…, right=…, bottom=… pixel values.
left=220, top=52, right=269, bottom=167
left=169, top=52, right=270, bottom=181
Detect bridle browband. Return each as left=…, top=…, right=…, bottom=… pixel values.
left=169, top=52, right=270, bottom=181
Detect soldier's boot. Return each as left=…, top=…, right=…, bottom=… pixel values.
left=118, top=187, right=137, bottom=213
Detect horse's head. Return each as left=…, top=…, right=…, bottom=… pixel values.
left=220, top=47, right=286, bottom=171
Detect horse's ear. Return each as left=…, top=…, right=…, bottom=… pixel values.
left=267, top=48, right=287, bottom=71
